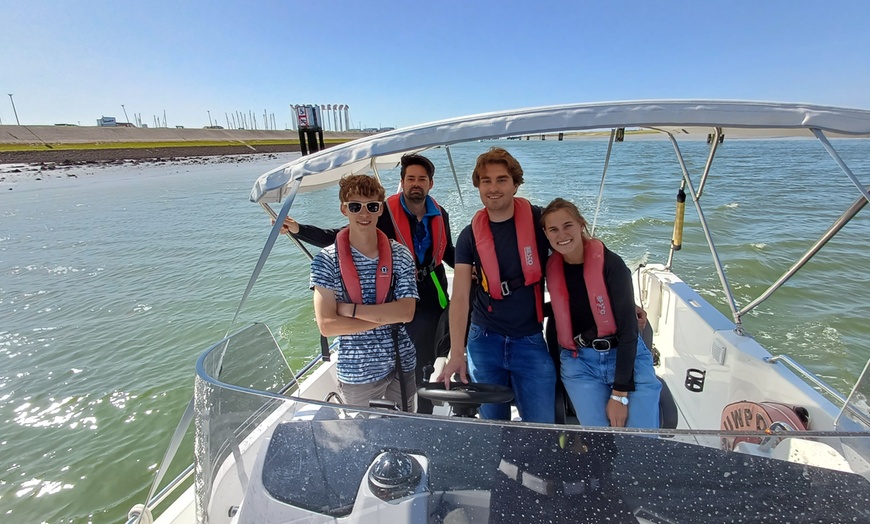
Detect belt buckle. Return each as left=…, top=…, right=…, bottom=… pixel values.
left=500, top=281, right=511, bottom=296
left=591, top=338, right=612, bottom=352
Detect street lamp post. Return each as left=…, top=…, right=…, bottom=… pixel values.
left=8, top=94, right=21, bottom=125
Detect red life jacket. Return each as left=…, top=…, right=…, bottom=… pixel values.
left=546, top=238, right=617, bottom=350
left=386, top=194, right=447, bottom=269
left=471, top=197, right=543, bottom=322
left=335, top=228, right=393, bottom=304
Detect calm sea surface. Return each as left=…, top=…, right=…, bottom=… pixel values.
left=2, top=139, right=869, bottom=522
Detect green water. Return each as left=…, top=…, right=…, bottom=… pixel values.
left=1, top=139, right=868, bottom=522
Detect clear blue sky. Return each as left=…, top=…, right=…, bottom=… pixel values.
left=2, top=1, right=869, bottom=129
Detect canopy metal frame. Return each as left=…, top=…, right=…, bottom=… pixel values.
left=587, top=124, right=866, bottom=333
left=652, top=127, right=867, bottom=332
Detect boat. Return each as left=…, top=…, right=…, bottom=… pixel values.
left=126, top=101, right=870, bottom=523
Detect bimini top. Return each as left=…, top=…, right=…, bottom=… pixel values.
left=250, top=100, right=870, bottom=203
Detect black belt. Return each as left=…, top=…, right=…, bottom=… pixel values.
left=498, top=459, right=601, bottom=497
left=573, top=335, right=619, bottom=352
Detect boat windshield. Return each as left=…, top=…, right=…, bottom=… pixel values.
left=193, top=324, right=870, bottom=524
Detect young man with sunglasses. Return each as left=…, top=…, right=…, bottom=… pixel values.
left=282, top=154, right=454, bottom=413
left=310, top=174, right=419, bottom=411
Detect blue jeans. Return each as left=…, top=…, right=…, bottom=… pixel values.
left=466, top=323, right=556, bottom=423
left=561, top=337, right=661, bottom=428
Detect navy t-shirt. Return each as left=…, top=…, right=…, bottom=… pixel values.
left=455, top=205, right=550, bottom=337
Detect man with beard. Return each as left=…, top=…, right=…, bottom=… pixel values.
left=279, top=154, right=454, bottom=414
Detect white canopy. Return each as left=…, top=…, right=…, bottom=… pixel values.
left=250, top=100, right=870, bottom=203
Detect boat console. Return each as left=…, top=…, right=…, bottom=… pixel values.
left=225, top=411, right=870, bottom=524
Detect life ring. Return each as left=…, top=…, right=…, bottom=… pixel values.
left=720, top=401, right=809, bottom=451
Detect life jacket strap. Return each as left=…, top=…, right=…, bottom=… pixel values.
left=320, top=335, right=330, bottom=362
left=431, top=272, right=448, bottom=309
left=415, top=260, right=439, bottom=282
left=499, top=274, right=528, bottom=296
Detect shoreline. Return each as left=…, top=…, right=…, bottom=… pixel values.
left=0, top=145, right=306, bottom=189
left=0, top=125, right=363, bottom=175
left=0, top=142, right=303, bottom=165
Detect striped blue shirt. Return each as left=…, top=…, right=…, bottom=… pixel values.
left=310, top=239, right=418, bottom=384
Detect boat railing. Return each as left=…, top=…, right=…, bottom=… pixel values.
left=766, top=354, right=870, bottom=428
left=765, top=355, right=850, bottom=405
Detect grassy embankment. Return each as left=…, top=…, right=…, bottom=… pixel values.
left=0, top=138, right=351, bottom=152
left=0, top=130, right=663, bottom=153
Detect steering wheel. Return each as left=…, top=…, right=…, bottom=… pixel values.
left=417, top=382, right=514, bottom=417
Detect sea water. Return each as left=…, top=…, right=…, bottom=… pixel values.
left=1, top=139, right=869, bottom=522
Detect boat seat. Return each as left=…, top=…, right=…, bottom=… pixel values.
left=643, top=322, right=679, bottom=430
left=658, top=376, right=678, bottom=430
left=543, top=309, right=569, bottom=424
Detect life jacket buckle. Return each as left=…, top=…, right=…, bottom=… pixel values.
left=500, top=281, right=511, bottom=296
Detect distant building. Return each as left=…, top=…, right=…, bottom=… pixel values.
left=96, top=116, right=134, bottom=127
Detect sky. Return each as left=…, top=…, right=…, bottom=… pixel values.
left=2, top=1, right=870, bottom=130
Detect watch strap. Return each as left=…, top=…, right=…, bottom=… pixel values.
left=610, top=394, right=629, bottom=406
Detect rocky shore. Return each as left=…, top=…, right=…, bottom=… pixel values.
left=0, top=143, right=312, bottom=189
left=0, top=125, right=365, bottom=161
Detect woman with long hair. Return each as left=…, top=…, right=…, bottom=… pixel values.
left=541, top=198, right=661, bottom=428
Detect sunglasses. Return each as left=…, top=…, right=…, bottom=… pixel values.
left=345, top=201, right=383, bottom=214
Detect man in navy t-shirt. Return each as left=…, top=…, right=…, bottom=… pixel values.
left=437, top=148, right=556, bottom=423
